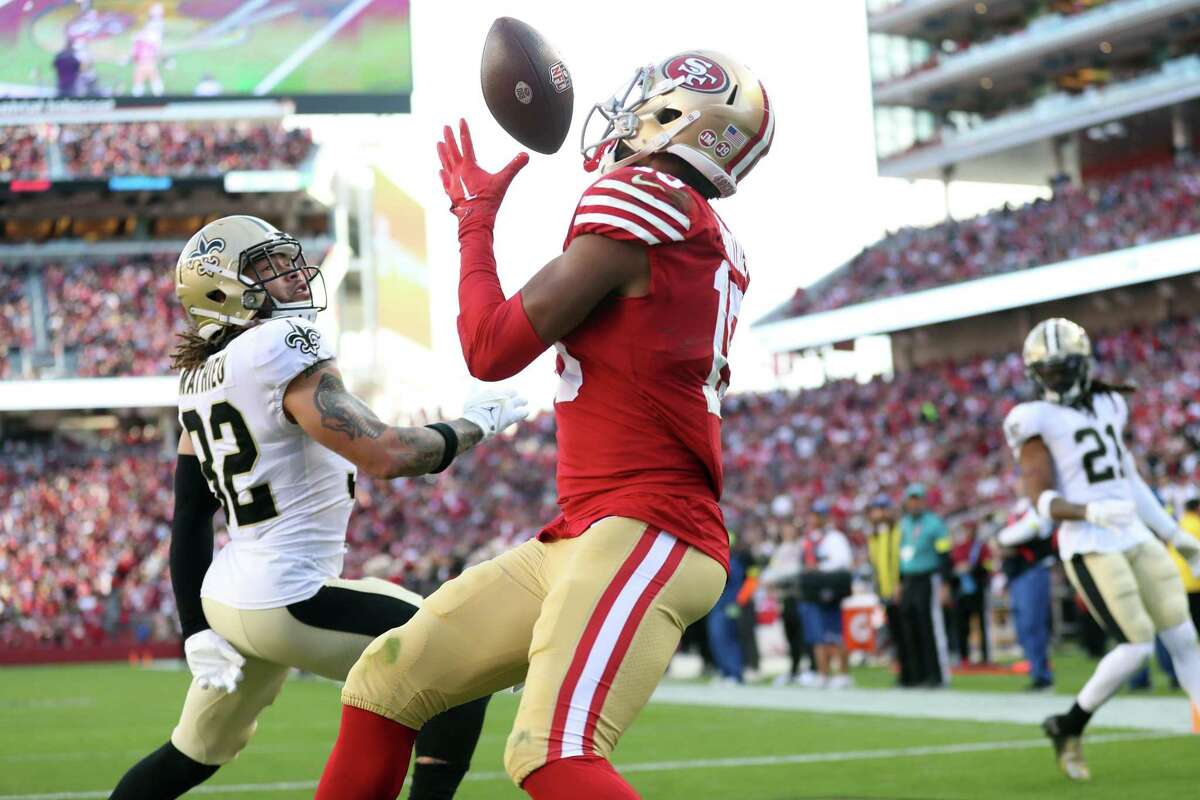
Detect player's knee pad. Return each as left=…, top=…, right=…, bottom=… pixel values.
left=503, top=726, right=550, bottom=787
left=171, top=718, right=257, bottom=766
left=342, top=613, right=452, bottom=729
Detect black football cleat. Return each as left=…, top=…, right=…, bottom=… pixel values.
left=1042, top=714, right=1091, bottom=781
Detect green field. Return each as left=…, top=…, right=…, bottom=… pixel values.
left=4, top=1, right=411, bottom=98
left=1, top=653, right=1194, bottom=799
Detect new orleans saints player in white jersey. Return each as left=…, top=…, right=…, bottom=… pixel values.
left=110, top=215, right=528, bottom=800
left=1004, top=317, right=1200, bottom=781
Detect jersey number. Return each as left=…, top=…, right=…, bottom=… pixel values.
left=181, top=402, right=279, bottom=526
left=703, top=259, right=744, bottom=417
left=1075, top=425, right=1126, bottom=485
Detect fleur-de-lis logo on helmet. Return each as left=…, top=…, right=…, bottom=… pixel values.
left=187, top=236, right=226, bottom=278
left=188, top=236, right=226, bottom=259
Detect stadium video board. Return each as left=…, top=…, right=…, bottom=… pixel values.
left=0, top=0, right=412, bottom=114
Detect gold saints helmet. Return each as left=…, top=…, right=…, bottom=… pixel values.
left=580, top=50, right=774, bottom=198
left=1023, top=317, right=1093, bottom=404
left=175, top=215, right=324, bottom=340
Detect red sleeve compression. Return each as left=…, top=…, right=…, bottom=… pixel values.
left=456, top=225, right=547, bottom=381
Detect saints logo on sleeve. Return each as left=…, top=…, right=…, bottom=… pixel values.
left=283, top=320, right=322, bottom=357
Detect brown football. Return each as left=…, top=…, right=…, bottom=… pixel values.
left=480, top=17, right=574, bottom=155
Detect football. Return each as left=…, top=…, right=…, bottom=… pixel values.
left=480, top=17, right=574, bottom=154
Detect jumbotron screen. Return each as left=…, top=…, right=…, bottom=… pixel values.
left=0, top=0, right=412, bottom=113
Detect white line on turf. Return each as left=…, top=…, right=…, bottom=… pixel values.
left=253, top=0, right=375, bottom=95
left=0, top=731, right=1180, bottom=799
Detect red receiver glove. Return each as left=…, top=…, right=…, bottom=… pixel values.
left=437, top=118, right=529, bottom=233
left=437, top=120, right=545, bottom=381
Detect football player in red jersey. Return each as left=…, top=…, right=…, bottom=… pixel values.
left=317, top=51, right=774, bottom=800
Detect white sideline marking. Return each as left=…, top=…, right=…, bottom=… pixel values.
left=0, top=731, right=1181, bottom=799
left=253, top=0, right=374, bottom=95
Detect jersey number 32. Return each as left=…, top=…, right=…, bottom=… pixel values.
left=182, top=402, right=279, bottom=526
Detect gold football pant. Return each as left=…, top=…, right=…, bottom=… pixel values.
left=342, top=516, right=726, bottom=785
left=1064, top=538, right=1190, bottom=644
left=171, top=577, right=423, bottom=765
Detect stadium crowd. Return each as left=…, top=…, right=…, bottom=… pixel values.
left=780, top=163, right=1200, bottom=317
left=4, top=313, right=1200, bottom=648
left=0, top=126, right=48, bottom=181
left=0, top=267, right=33, bottom=379
left=43, top=255, right=183, bottom=378
left=0, top=121, right=313, bottom=181
left=2, top=255, right=183, bottom=380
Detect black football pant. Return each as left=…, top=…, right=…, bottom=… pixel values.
left=954, top=588, right=990, bottom=664
left=898, top=572, right=949, bottom=686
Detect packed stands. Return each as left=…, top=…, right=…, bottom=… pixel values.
left=0, top=267, right=33, bottom=379
left=58, top=122, right=314, bottom=178
left=0, top=120, right=313, bottom=181
left=43, top=255, right=182, bottom=378
left=777, top=163, right=1200, bottom=318
left=0, top=126, right=48, bottom=181
left=6, top=313, right=1199, bottom=647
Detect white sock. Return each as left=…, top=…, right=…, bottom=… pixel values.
left=1077, top=641, right=1153, bottom=712
left=1159, top=621, right=1200, bottom=706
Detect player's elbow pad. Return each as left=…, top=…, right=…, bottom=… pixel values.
left=457, top=295, right=546, bottom=381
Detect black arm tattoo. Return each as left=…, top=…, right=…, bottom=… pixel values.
left=314, top=372, right=387, bottom=440
left=311, top=370, right=491, bottom=477
left=298, top=357, right=334, bottom=381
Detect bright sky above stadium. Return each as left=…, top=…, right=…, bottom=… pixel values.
left=305, top=0, right=1045, bottom=410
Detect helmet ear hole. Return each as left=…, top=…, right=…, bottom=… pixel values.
left=206, top=289, right=226, bottom=303
left=655, top=108, right=682, bottom=124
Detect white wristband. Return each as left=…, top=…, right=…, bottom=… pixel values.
left=1037, top=490, right=1060, bottom=520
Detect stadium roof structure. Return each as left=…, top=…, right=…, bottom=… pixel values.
left=868, top=0, right=1200, bottom=183
left=755, top=1, right=1200, bottom=358
left=754, top=232, right=1200, bottom=354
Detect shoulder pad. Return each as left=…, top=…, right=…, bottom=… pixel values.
left=252, top=317, right=335, bottom=394
left=570, top=166, right=697, bottom=247
left=1004, top=403, right=1044, bottom=453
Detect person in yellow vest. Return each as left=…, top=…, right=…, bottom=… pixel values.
left=867, top=495, right=910, bottom=685
left=1170, top=498, right=1200, bottom=632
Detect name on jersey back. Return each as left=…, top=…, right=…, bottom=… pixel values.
left=179, top=352, right=230, bottom=396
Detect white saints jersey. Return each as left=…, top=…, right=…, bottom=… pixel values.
left=1004, top=391, right=1153, bottom=560
left=177, top=316, right=355, bottom=609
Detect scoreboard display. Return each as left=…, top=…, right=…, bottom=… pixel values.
left=0, top=0, right=413, bottom=114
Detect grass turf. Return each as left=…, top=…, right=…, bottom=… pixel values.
left=0, top=653, right=1193, bottom=799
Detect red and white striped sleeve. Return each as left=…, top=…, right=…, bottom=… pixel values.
left=569, top=168, right=695, bottom=247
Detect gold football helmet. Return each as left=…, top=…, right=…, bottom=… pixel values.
left=580, top=50, right=773, bottom=198
left=1023, top=317, right=1093, bottom=404
left=175, top=215, right=324, bottom=340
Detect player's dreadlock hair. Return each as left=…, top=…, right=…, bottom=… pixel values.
left=170, top=325, right=250, bottom=371
left=1073, top=379, right=1137, bottom=415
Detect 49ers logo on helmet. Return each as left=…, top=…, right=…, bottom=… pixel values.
left=662, top=54, right=730, bottom=94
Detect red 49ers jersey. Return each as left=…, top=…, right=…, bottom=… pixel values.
left=539, top=165, right=748, bottom=571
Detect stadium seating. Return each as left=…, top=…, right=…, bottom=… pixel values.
left=43, top=256, right=183, bottom=378
left=5, top=314, right=1199, bottom=646
left=0, top=121, right=313, bottom=181
left=0, top=126, right=48, bottom=181
left=0, top=266, right=34, bottom=379
left=775, top=163, right=1200, bottom=318
left=2, top=255, right=180, bottom=380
